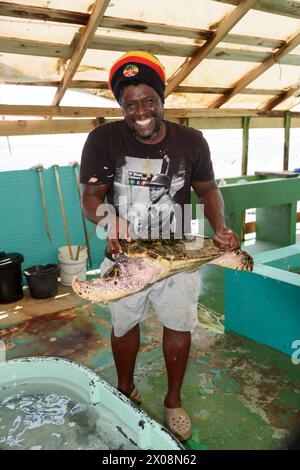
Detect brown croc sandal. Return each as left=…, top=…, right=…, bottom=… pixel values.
left=164, top=406, right=192, bottom=441
left=129, top=386, right=141, bottom=405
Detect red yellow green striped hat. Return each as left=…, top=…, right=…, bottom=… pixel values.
left=108, top=51, right=166, bottom=103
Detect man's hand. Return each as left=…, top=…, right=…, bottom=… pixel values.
left=107, top=215, right=131, bottom=255
left=215, top=226, right=240, bottom=250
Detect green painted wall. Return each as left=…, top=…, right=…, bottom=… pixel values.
left=192, top=176, right=300, bottom=245
left=225, top=244, right=300, bottom=357
left=0, top=167, right=105, bottom=281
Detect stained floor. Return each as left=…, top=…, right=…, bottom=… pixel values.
left=1, top=259, right=300, bottom=450
left=1, top=236, right=300, bottom=449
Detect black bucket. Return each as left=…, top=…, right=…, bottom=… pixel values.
left=24, top=264, right=59, bottom=299
left=0, top=251, right=24, bottom=303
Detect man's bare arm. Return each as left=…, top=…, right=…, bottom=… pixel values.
left=81, top=183, right=110, bottom=224
left=192, top=180, right=225, bottom=232
left=81, top=184, right=131, bottom=254
left=192, top=180, right=240, bottom=249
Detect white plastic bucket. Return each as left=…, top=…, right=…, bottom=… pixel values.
left=58, top=245, right=87, bottom=286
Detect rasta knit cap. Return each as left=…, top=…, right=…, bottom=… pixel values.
left=108, top=51, right=166, bottom=104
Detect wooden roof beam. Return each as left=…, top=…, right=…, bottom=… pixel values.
left=0, top=36, right=72, bottom=58
left=0, top=118, right=97, bottom=136
left=0, top=81, right=284, bottom=97
left=165, top=0, right=258, bottom=97
left=0, top=80, right=109, bottom=89
left=88, top=35, right=298, bottom=63
left=100, top=17, right=283, bottom=49
left=3, top=114, right=300, bottom=137
left=0, top=104, right=294, bottom=118
left=0, top=2, right=284, bottom=50
left=214, top=0, right=300, bottom=19
left=0, top=1, right=89, bottom=24
left=51, top=0, right=110, bottom=106
left=260, top=82, right=300, bottom=111
left=3, top=34, right=300, bottom=67
left=176, top=86, right=283, bottom=95
left=209, top=29, right=300, bottom=108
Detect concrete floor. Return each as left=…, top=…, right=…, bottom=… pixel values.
left=1, top=239, right=300, bottom=450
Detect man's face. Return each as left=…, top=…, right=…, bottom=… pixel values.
left=149, top=186, right=167, bottom=203
left=120, top=84, right=164, bottom=144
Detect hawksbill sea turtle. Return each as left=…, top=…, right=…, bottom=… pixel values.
left=72, top=236, right=253, bottom=303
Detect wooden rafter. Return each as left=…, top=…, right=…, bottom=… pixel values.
left=3, top=34, right=300, bottom=67
left=260, top=82, right=300, bottom=111
left=1, top=0, right=300, bottom=115
left=0, top=105, right=122, bottom=118
left=2, top=115, right=300, bottom=137
left=87, top=35, right=300, bottom=65
left=0, top=37, right=72, bottom=59
left=176, top=86, right=282, bottom=95
left=209, top=29, right=300, bottom=108
left=0, top=2, right=285, bottom=50
left=214, top=0, right=300, bottom=19
left=0, top=104, right=293, bottom=118
left=0, top=118, right=97, bottom=136
left=1, top=81, right=284, bottom=96
left=0, top=0, right=300, bottom=21
left=101, top=18, right=280, bottom=49
left=2, top=80, right=109, bottom=90
left=165, top=0, right=258, bottom=97
left=51, top=0, right=110, bottom=106
left=0, top=1, right=89, bottom=25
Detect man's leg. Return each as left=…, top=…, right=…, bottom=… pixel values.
left=111, top=324, right=140, bottom=397
left=147, top=272, right=198, bottom=440
left=162, top=326, right=191, bottom=408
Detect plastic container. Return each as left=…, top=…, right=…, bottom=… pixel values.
left=0, top=251, right=24, bottom=303
left=58, top=245, right=87, bottom=287
left=24, top=264, right=58, bottom=299
left=0, top=357, right=183, bottom=450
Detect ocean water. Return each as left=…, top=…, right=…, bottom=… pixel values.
left=0, top=128, right=299, bottom=177
left=203, top=128, right=300, bottom=178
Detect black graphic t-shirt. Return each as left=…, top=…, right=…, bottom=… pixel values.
left=80, top=120, right=214, bottom=237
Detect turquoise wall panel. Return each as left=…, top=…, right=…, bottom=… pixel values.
left=192, top=176, right=300, bottom=244
left=225, top=267, right=300, bottom=357
left=0, top=167, right=106, bottom=280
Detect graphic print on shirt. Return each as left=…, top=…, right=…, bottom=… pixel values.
left=113, top=155, right=186, bottom=239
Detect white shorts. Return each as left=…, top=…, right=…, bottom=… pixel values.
left=100, top=257, right=200, bottom=337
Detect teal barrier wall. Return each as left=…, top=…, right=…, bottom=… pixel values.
left=192, top=176, right=300, bottom=245
left=225, top=244, right=300, bottom=357
left=0, top=167, right=105, bottom=279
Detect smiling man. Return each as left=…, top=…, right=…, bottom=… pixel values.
left=79, top=51, right=239, bottom=442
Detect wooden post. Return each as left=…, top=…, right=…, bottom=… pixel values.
left=241, top=116, right=250, bottom=175
left=283, top=111, right=291, bottom=171
left=179, top=117, right=189, bottom=127
left=241, top=116, right=250, bottom=240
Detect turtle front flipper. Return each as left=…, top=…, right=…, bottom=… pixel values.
left=209, top=250, right=254, bottom=271
left=72, top=275, right=133, bottom=303
left=72, top=255, right=167, bottom=303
